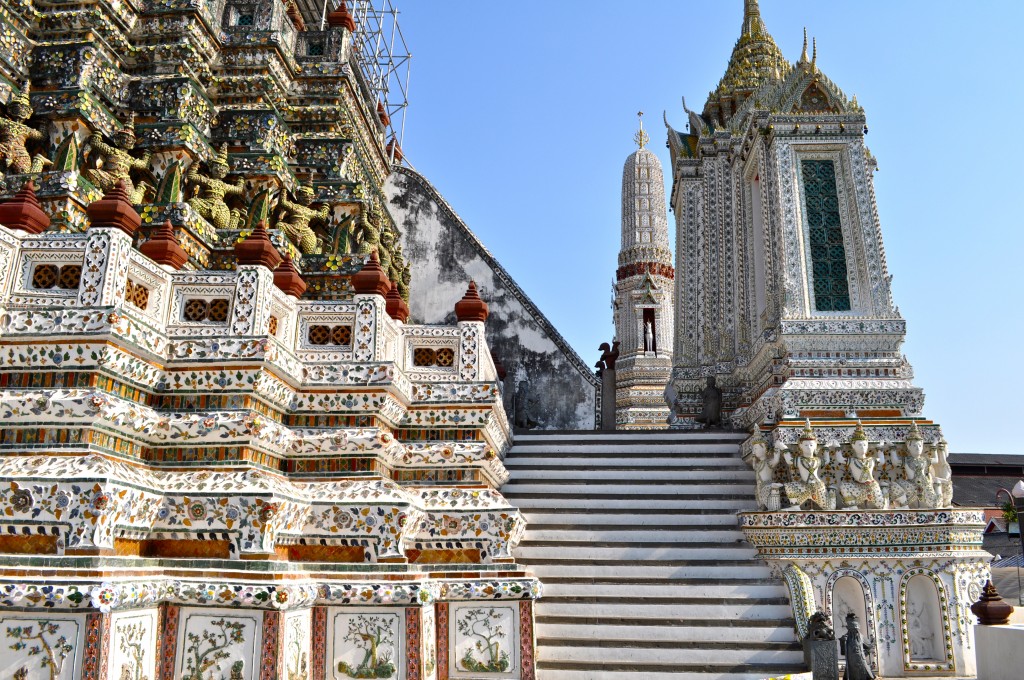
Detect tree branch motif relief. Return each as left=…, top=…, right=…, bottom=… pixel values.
left=451, top=606, right=517, bottom=677
left=116, top=621, right=150, bottom=680
left=174, top=613, right=258, bottom=680
left=331, top=611, right=401, bottom=680
left=0, top=617, right=80, bottom=680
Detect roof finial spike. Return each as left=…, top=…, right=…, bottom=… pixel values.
left=811, top=37, right=818, bottom=71
left=633, top=111, right=649, bottom=149
left=801, top=27, right=809, bottom=63
left=743, top=0, right=762, bottom=36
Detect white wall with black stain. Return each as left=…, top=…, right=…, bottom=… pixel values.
left=386, top=168, right=598, bottom=430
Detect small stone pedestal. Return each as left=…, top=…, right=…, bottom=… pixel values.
left=804, top=638, right=838, bottom=680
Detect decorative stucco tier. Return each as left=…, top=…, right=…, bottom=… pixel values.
left=740, top=508, right=988, bottom=678
left=0, top=0, right=540, bottom=676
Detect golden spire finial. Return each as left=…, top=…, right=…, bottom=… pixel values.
left=742, top=0, right=762, bottom=36
left=801, top=28, right=809, bottom=63
left=633, top=111, right=649, bottom=149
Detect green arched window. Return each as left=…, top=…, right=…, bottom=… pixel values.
left=801, top=159, right=851, bottom=312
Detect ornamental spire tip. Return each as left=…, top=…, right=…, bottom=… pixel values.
left=633, top=111, right=649, bottom=149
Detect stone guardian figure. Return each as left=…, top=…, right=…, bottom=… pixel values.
left=839, top=613, right=874, bottom=680
left=276, top=183, right=329, bottom=254
left=514, top=380, right=536, bottom=430
left=695, top=376, right=722, bottom=428
left=930, top=436, right=953, bottom=508
left=782, top=420, right=829, bottom=510
left=893, top=421, right=937, bottom=509
left=0, top=81, right=45, bottom=175
left=83, top=113, right=153, bottom=203
left=837, top=421, right=885, bottom=509
left=187, top=143, right=246, bottom=229
left=748, top=429, right=783, bottom=510
left=643, top=320, right=654, bottom=352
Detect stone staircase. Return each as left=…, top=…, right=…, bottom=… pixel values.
left=501, top=431, right=805, bottom=680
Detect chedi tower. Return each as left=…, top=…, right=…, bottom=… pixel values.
left=612, top=113, right=674, bottom=428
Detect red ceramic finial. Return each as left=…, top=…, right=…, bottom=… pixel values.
left=386, top=137, right=404, bottom=163
left=385, top=279, right=409, bottom=322
left=376, top=101, right=390, bottom=127
left=971, top=580, right=1014, bottom=625
left=140, top=220, right=188, bottom=270
left=351, top=250, right=391, bottom=297
left=86, top=180, right=141, bottom=236
left=455, top=280, right=489, bottom=322
left=0, top=180, right=50, bottom=234
left=273, top=254, right=307, bottom=298
left=235, top=220, right=283, bottom=270
left=327, top=0, right=356, bottom=32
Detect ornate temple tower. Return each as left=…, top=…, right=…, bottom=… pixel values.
left=613, top=114, right=674, bottom=428
left=665, top=0, right=922, bottom=436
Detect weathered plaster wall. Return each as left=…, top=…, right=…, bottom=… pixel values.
left=387, top=168, right=599, bottom=430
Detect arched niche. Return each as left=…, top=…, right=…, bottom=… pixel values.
left=900, top=571, right=954, bottom=672
left=829, top=575, right=869, bottom=636
left=825, top=570, right=877, bottom=673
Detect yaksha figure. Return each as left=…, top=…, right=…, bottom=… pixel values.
left=187, top=144, right=245, bottom=230
left=0, top=80, right=46, bottom=175
left=748, top=428, right=783, bottom=511
left=838, top=420, right=885, bottom=509
left=84, top=113, right=152, bottom=203
left=277, top=183, right=328, bottom=254
left=892, top=421, right=937, bottom=509
left=782, top=420, right=830, bottom=511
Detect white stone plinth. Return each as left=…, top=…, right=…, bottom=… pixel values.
left=973, top=624, right=1024, bottom=680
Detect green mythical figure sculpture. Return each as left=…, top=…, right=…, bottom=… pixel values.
left=355, top=201, right=382, bottom=255
left=275, top=183, right=329, bottom=254
left=0, top=81, right=48, bottom=175
left=186, top=144, right=246, bottom=229
left=83, top=113, right=153, bottom=203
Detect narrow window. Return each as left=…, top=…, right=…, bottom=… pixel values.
left=801, top=160, right=850, bottom=312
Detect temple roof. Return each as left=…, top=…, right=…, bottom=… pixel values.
left=703, top=0, right=791, bottom=125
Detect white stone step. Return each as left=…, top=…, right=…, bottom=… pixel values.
left=513, top=432, right=746, bottom=442
left=539, top=645, right=803, bottom=665
left=536, top=623, right=796, bottom=643
left=516, top=545, right=759, bottom=560
left=509, top=497, right=756, bottom=510
left=522, top=512, right=738, bottom=526
left=535, top=671, right=800, bottom=680
left=529, top=564, right=772, bottom=579
left=509, top=442, right=745, bottom=454
left=509, top=468, right=754, bottom=481
left=541, top=583, right=786, bottom=598
left=505, top=455, right=750, bottom=468
left=525, top=528, right=746, bottom=543
left=536, top=601, right=793, bottom=620
left=502, top=482, right=753, bottom=495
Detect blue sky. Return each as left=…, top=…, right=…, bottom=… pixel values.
left=393, top=1, right=1023, bottom=454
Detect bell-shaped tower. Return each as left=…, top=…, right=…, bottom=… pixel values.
left=612, top=113, right=674, bottom=429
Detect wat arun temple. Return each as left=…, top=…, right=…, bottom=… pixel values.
left=0, top=0, right=1006, bottom=679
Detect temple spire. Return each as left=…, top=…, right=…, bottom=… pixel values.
left=811, top=37, right=817, bottom=71
left=742, top=0, right=767, bottom=37
left=704, top=0, right=790, bottom=122
left=633, top=111, right=649, bottom=149
left=801, top=27, right=809, bottom=63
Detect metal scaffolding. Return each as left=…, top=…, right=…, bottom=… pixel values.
left=346, top=0, right=411, bottom=163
